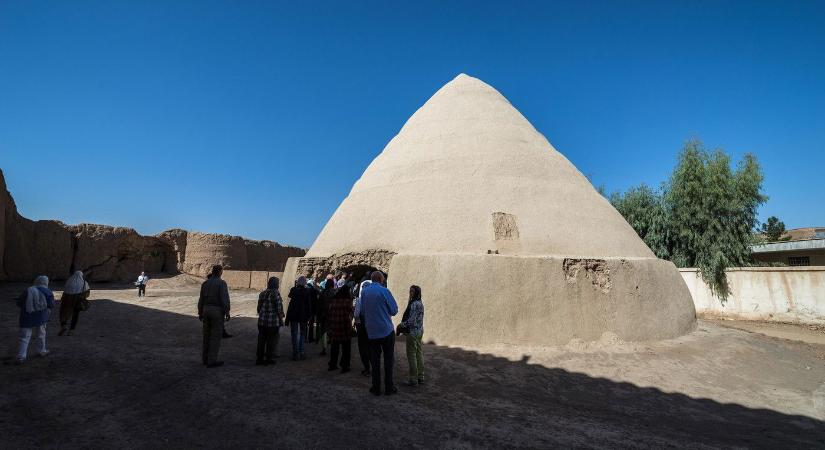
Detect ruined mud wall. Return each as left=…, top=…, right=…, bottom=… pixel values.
left=156, top=229, right=305, bottom=278
left=0, top=169, right=305, bottom=282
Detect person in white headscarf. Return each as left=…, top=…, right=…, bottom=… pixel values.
left=16, top=276, right=55, bottom=364
left=59, top=271, right=91, bottom=336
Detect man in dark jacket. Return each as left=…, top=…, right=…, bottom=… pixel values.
left=286, top=276, right=312, bottom=360
left=198, top=265, right=231, bottom=368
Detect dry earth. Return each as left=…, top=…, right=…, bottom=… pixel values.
left=1, top=276, right=824, bottom=449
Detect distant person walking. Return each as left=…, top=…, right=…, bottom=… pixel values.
left=256, top=277, right=284, bottom=366
left=360, top=271, right=399, bottom=395
left=399, top=285, right=425, bottom=386
left=59, top=271, right=90, bottom=336
left=286, top=276, right=312, bottom=360
left=136, top=271, right=149, bottom=298
left=198, top=265, right=231, bottom=368
left=353, top=275, right=372, bottom=376
left=327, top=285, right=354, bottom=373
left=16, top=276, right=55, bottom=364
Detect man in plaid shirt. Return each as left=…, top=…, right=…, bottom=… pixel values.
left=256, top=277, right=284, bottom=365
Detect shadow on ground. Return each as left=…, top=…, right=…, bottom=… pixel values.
left=1, top=295, right=823, bottom=449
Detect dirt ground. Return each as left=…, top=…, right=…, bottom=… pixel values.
left=1, top=275, right=823, bottom=449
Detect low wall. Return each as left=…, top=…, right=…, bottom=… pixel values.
left=680, top=267, right=825, bottom=324
left=282, top=254, right=696, bottom=347
left=222, top=270, right=284, bottom=290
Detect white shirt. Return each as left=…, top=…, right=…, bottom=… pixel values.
left=137, top=275, right=148, bottom=284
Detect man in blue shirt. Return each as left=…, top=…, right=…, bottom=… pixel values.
left=359, top=271, right=398, bottom=395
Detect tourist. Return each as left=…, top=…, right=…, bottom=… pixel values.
left=306, top=279, right=319, bottom=343
left=399, top=285, right=425, bottom=386
left=205, top=272, right=232, bottom=338
left=59, top=271, right=91, bottom=336
left=256, top=276, right=284, bottom=366
left=360, top=271, right=399, bottom=395
left=286, top=276, right=312, bottom=360
left=319, top=273, right=333, bottom=290
left=316, top=279, right=335, bottom=356
left=15, top=276, right=55, bottom=364
left=336, top=271, right=348, bottom=289
left=326, top=285, right=354, bottom=373
left=136, top=271, right=149, bottom=298
left=198, top=265, right=231, bottom=368
left=353, top=274, right=372, bottom=376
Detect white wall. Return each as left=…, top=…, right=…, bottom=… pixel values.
left=680, top=267, right=825, bottom=324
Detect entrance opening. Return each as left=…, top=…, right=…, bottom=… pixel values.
left=340, top=264, right=380, bottom=283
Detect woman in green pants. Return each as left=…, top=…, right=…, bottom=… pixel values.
left=400, top=285, right=425, bottom=386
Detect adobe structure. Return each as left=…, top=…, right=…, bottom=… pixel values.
left=281, top=73, right=696, bottom=346
left=0, top=169, right=305, bottom=282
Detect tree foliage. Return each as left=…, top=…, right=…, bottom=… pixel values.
left=609, top=140, right=766, bottom=301
left=760, top=216, right=786, bottom=241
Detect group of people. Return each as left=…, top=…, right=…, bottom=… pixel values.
left=14, top=265, right=425, bottom=396
left=14, top=271, right=92, bottom=364
left=198, top=265, right=426, bottom=395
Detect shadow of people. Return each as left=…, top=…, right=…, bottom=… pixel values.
left=0, top=295, right=822, bottom=448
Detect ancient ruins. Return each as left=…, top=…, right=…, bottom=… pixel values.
left=0, top=169, right=305, bottom=282
left=281, top=74, right=697, bottom=346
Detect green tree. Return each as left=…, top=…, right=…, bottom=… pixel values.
left=610, top=139, right=766, bottom=301
left=760, top=216, right=786, bottom=241
left=609, top=184, right=671, bottom=259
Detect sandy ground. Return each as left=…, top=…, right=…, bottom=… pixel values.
left=1, top=275, right=824, bottom=449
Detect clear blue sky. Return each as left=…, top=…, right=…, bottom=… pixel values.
left=1, top=1, right=823, bottom=248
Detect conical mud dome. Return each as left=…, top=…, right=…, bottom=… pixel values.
left=308, top=74, right=654, bottom=259
left=282, top=74, right=696, bottom=347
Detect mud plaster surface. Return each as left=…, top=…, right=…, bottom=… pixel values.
left=1, top=276, right=823, bottom=448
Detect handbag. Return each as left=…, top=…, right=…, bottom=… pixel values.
left=76, top=298, right=91, bottom=311
left=76, top=290, right=91, bottom=311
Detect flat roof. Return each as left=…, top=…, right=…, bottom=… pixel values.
left=750, top=239, right=825, bottom=253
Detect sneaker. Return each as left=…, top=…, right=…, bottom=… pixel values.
left=385, top=386, right=398, bottom=396
left=38, top=350, right=50, bottom=357
left=369, top=387, right=381, bottom=396
left=14, top=358, right=25, bottom=365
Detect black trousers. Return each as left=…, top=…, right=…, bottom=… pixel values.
left=356, top=323, right=371, bottom=371
left=61, top=309, right=80, bottom=330
left=138, top=284, right=146, bottom=297
left=369, top=332, right=395, bottom=391
left=329, top=339, right=351, bottom=369
left=256, top=326, right=279, bottom=362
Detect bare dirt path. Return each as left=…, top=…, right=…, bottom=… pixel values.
left=702, top=318, right=825, bottom=346
left=1, top=277, right=823, bottom=449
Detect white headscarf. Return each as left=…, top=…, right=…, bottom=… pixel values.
left=64, top=271, right=90, bottom=295
left=25, top=276, right=50, bottom=313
